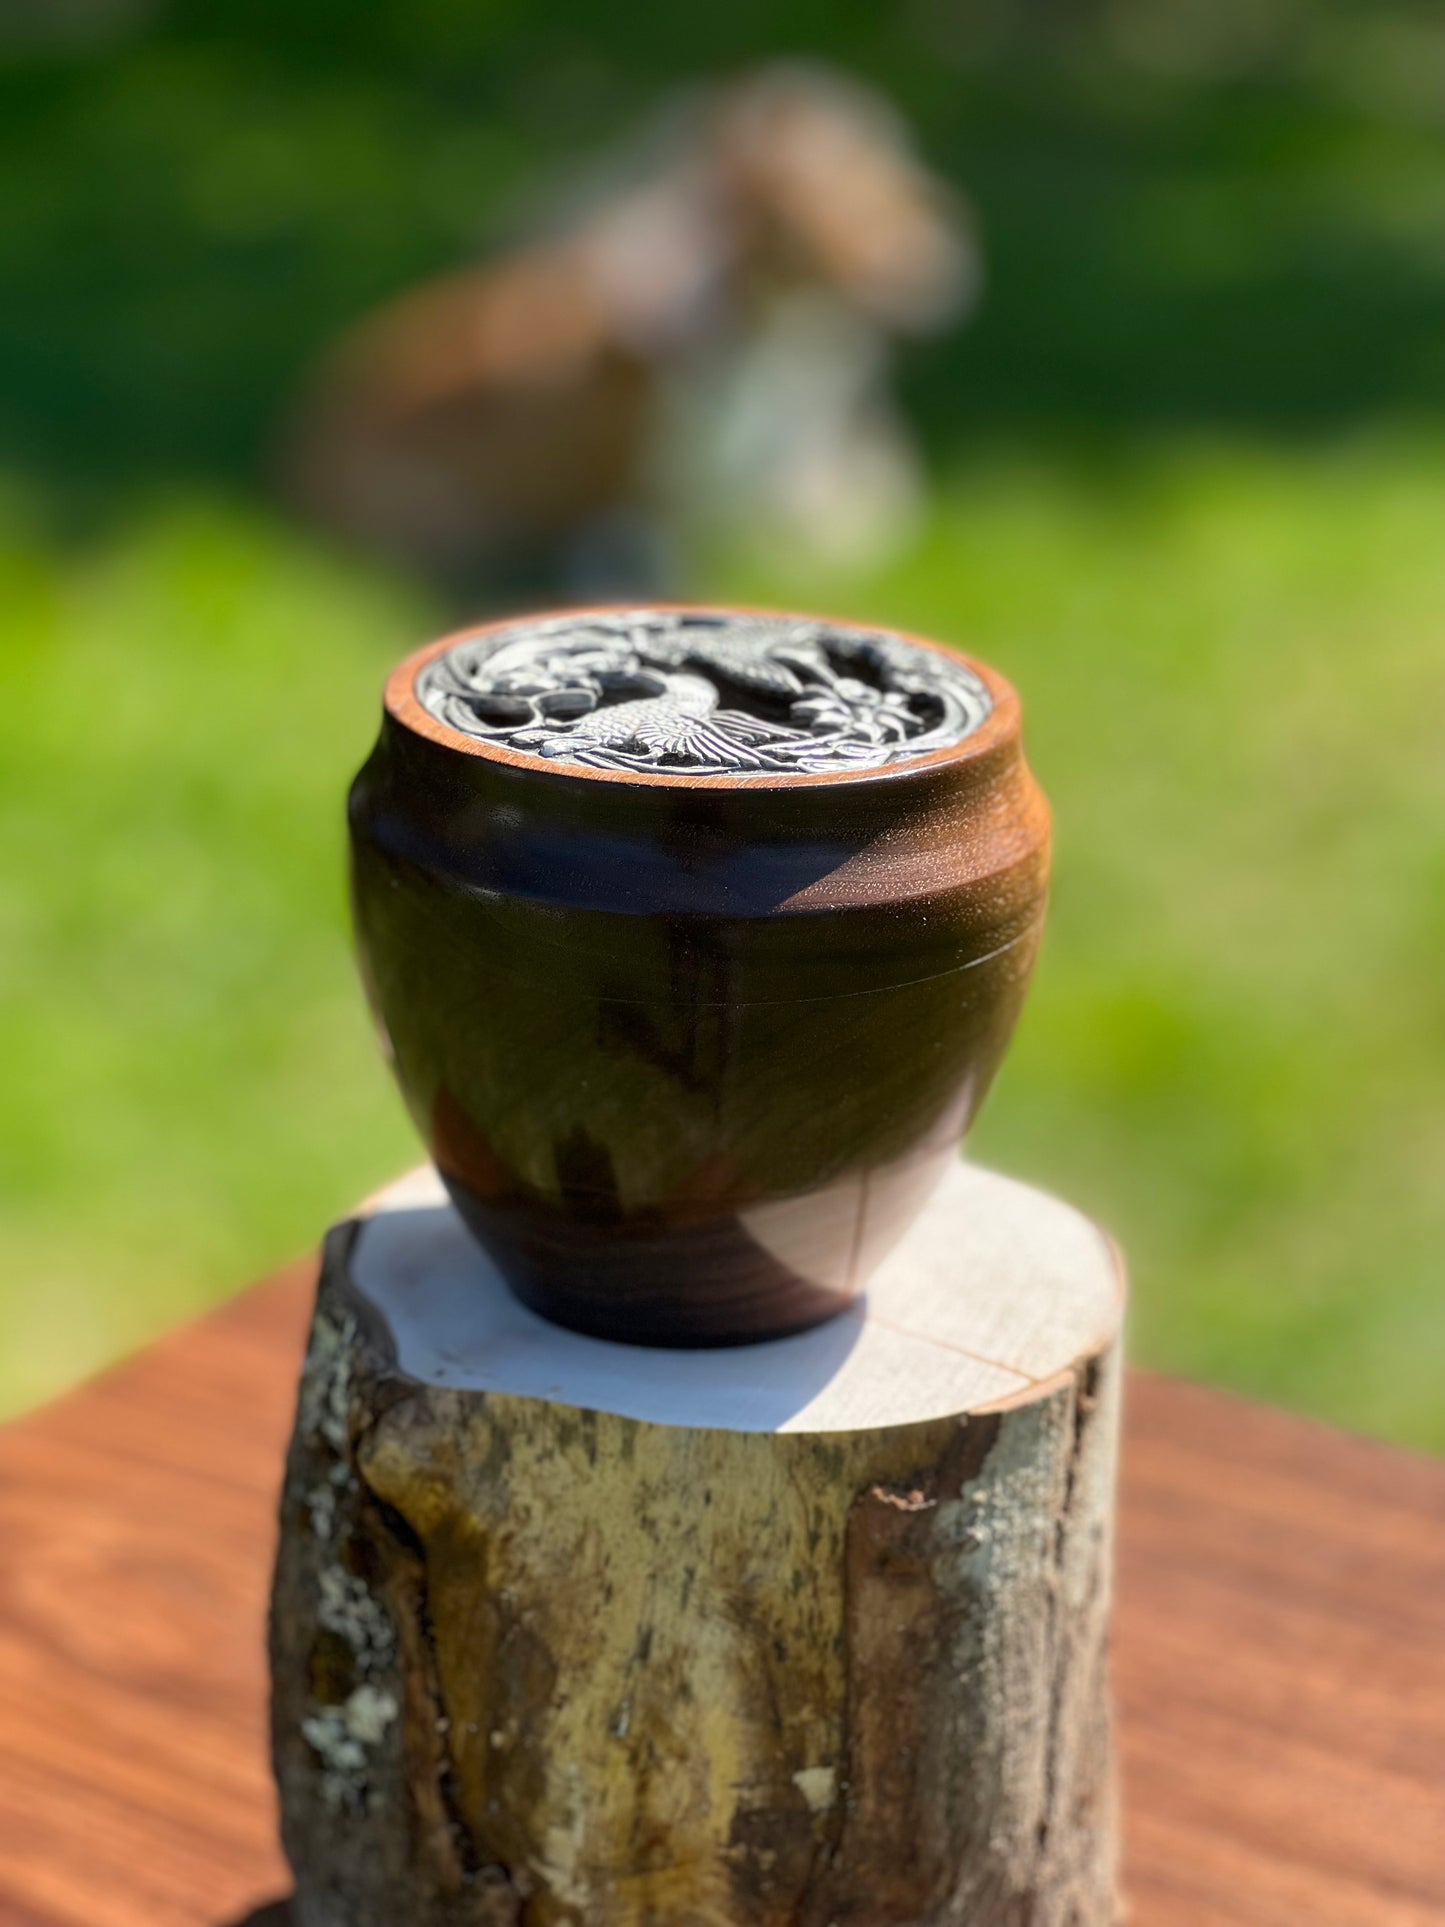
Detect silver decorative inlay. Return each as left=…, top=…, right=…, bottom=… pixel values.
left=415, top=611, right=991, bottom=777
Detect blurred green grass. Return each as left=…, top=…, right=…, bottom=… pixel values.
left=2, top=0, right=1444, bottom=1443
left=0, top=497, right=428, bottom=1407
left=732, top=437, right=1445, bottom=1448
left=2, top=436, right=1443, bottom=1443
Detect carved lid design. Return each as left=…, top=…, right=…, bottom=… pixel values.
left=415, top=609, right=991, bottom=778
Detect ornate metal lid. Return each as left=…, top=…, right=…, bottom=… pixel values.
left=414, top=609, right=992, bottom=779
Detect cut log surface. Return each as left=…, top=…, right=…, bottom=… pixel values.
left=270, top=1161, right=1126, bottom=1927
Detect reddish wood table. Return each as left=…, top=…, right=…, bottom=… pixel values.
left=0, top=1261, right=1441, bottom=1926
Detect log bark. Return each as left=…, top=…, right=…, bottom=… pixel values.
left=271, top=1161, right=1124, bottom=1926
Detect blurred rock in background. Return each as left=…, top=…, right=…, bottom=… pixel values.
left=280, top=63, right=978, bottom=598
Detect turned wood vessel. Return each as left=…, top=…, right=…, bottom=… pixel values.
left=348, top=605, right=1049, bottom=1344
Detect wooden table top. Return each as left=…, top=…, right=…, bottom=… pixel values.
left=0, top=1261, right=1440, bottom=1927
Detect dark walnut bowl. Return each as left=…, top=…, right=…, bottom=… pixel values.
left=348, top=606, right=1050, bottom=1345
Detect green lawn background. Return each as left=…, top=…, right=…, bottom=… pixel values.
left=3, top=435, right=1442, bottom=1444
left=2, top=0, right=1443, bottom=1443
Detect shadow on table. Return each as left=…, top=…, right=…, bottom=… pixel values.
left=224, top=1904, right=292, bottom=1926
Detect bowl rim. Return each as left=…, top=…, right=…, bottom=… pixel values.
left=382, top=602, right=1021, bottom=791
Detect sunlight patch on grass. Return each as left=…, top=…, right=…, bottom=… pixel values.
left=721, top=434, right=1445, bottom=1447
left=0, top=493, right=429, bottom=1411
left=2, top=440, right=1443, bottom=1445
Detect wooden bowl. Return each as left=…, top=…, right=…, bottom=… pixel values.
left=348, top=606, right=1049, bottom=1344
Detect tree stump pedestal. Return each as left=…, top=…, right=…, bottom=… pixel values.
left=270, top=1160, right=1124, bottom=1926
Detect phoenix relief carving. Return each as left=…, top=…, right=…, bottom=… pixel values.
left=416, top=612, right=990, bottom=777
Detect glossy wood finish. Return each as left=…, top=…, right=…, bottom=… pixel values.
left=350, top=607, right=1050, bottom=1344
left=1, top=1264, right=1442, bottom=1926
